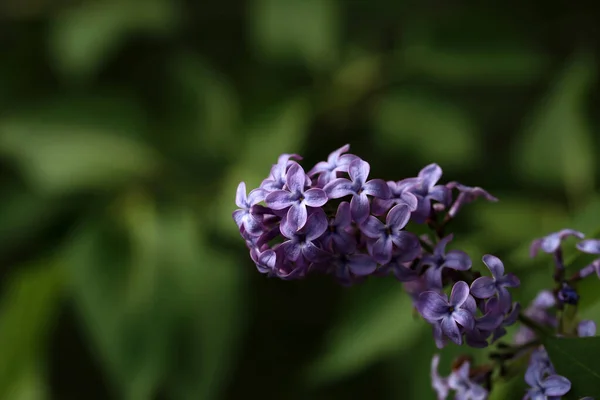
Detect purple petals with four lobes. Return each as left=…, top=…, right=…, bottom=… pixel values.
left=280, top=209, right=329, bottom=262
left=577, top=239, right=600, bottom=254
left=529, top=228, right=585, bottom=257
left=307, top=144, right=358, bottom=187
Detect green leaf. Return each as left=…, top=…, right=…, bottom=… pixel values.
left=0, top=261, right=64, bottom=398
left=543, top=337, right=600, bottom=399
left=49, top=0, right=177, bottom=79
left=513, top=51, right=596, bottom=206
left=304, top=279, right=427, bottom=386
left=0, top=117, right=160, bottom=195
left=373, top=90, right=479, bottom=168
left=249, top=0, right=340, bottom=71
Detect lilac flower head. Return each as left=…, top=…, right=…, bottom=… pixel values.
left=530, top=229, right=585, bottom=258
left=448, top=361, right=488, bottom=400
left=265, top=163, right=328, bottom=231
left=421, top=234, right=472, bottom=288
left=524, top=357, right=571, bottom=400
left=470, top=255, right=520, bottom=312
left=324, top=158, right=390, bottom=224
left=576, top=239, right=600, bottom=254
left=405, top=163, right=451, bottom=223
left=279, top=209, right=329, bottom=263
left=578, top=320, right=597, bottom=337
left=446, top=181, right=498, bottom=218
left=430, top=355, right=450, bottom=400
left=260, top=153, right=302, bottom=192
left=418, top=281, right=475, bottom=347
left=307, top=144, right=358, bottom=187
left=233, top=182, right=267, bottom=236
left=319, top=201, right=356, bottom=253
left=361, top=203, right=419, bottom=264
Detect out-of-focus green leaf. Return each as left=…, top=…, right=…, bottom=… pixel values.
left=304, top=280, right=427, bottom=386
left=513, top=51, right=596, bottom=205
left=249, top=0, right=339, bottom=71
left=0, top=261, right=64, bottom=398
left=48, top=0, right=178, bottom=79
left=373, top=90, right=478, bottom=168
left=214, top=96, right=311, bottom=237
left=5, top=367, right=48, bottom=400
left=0, top=119, right=159, bottom=195
left=543, top=337, right=600, bottom=399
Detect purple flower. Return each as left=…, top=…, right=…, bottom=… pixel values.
left=361, top=203, right=419, bottom=264
left=490, top=301, right=520, bottom=343
left=233, top=182, right=266, bottom=236
left=418, top=281, right=475, bottom=346
left=260, top=153, right=303, bottom=192
left=448, top=361, right=488, bottom=400
left=578, top=259, right=600, bottom=279
left=371, top=179, right=418, bottom=216
left=470, top=255, right=520, bottom=312
left=265, top=163, right=328, bottom=231
left=324, top=158, right=390, bottom=224
left=279, top=209, right=329, bottom=263
left=421, top=234, right=472, bottom=289
left=446, top=181, right=498, bottom=218
left=577, top=239, right=600, bottom=254
left=307, top=144, right=358, bottom=187
left=530, top=229, right=585, bottom=258
left=405, top=163, right=451, bottom=223
left=465, top=298, right=505, bottom=348
left=328, top=253, right=378, bottom=286
left=524, top=357, right=571, bottom=400
left=430, top=355, right=450, bottom=400
left=578, top=320, right=596, bottom=337
left=249, top=244, right=277, bottom=274
left=380, top=249, right=422, bottom=281
left=319, top=201, right=356, bottom=253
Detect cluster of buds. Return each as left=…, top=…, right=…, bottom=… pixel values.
left=233, top=145, right=599, bottom=399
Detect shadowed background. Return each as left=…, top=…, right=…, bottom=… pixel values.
left=1, top=1, right=600, bottom=399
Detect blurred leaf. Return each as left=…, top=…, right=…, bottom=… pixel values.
left=543, top=337, right=600, bottom=399
left=304, top=280, right=427, bottom=386
left=513, top=51, right=596, bottom=205
left=0, top=261, right=63, bottom=398
left=249, top=0, right=339, bottom=71
left=374, top=90, right=478, bottom=168
left=0, top=119, right=159, bottom=195
left=49, top=0, right=178, bottom=79
left=5, top=367, right=48, bottom=400
left=214, top=96, right=311, bottom=237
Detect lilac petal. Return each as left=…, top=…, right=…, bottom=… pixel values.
left=332, top=230, right=356, bottom=253
left=497, top=287, right=512, bottom=313
left=371, top=237, right=393, bottom=264
left=235, top=182, right=247, bottom=208
left=542, top=375, right=571, bottom=396
left=265, top=190, right=295, bottom=210
left=279, top=215, right=297, bottom=239
left=387, top=203, right=411, bottom=229
left=247, top=188, right=266, bottom=205
left=501, top=273, right=521, bottom=288
left=285, top=163, right=306, bottom=192
left=328, top=143, right=350, bottom=162
left=470, top=277, right=496, bottom=299
left=307, top=160, right=330, bottom=176
left=400, top=191, right=418, bottom=211
left=482, top=254, right=505, bottom=278
left=303, top=243, right=330, bottom=262
left=361, top=216, right=384, bottom=239
left=425, top=266, right=444, bottom=289
left=441, top=316, right=462, bottom=345
left=243, top=214, right=263, bottom=236
left=281, top=241, right=301, bottom=261
left=577, top=239, right=600, bottom=254
left=337, top=153, right=358, bottom=169
left=419, top=163, right=442, bottom=189
left=287, top=203, right=307, bottom=231
left=393, top=264, right=418, bottom=281
left=304, top=211, right=329, bottom=240
left=232, top=209, right=245, bottom=227
left=333, top=202, right=352, bottom=227
left=363, top=179, right=391, bottom=199
left=449, top=281, right=470, bottom=307
left=350, top=192, right=371, bottom=224
left=391, top=231, right=420, bottom=257
left=434, top=234, right=454, bottom=258
left=444, top=250, right=472, bottom=271
left=348, top=158, right=370, bottom=184
left=578, top=320, right=597, bottom=337
left=541, top=233, right=561, bottom=253
left=304, top=188, right=328, bottom=207
left=532, top=290, right=556, bottom=309
left=476, top=311, right=503, bottom=331
left=529, top=239, right=543, bottom=258
left=418, top=292, right=450, bottom=321
left=432, top=323, right=448, bottom=349
left=348, top=254, right=377, bottom=276
left=453, top=309, right=475, bottom=330
left=524, top=362, right=542, bottom=388
left=324, top=178, right=355, bottom=199
left=429, top=185, right=450, bottom=206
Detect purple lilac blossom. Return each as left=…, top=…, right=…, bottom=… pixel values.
left=404, top=163, right=451, bottom=223
left=379, top=249, right=421, bottom=281
left=421, top=234, right=472, bottom=289
left=470, top=255, right=520, bottom=313
left=448, top=361, right=488, bottom=400
left=265, top=163, right=328, bottom=232
left=324, top=158, right=390, bottom=224
left=446, top=182, right=498, bottom=218
left=319, top=201, right=356, bottom=253
left=577, top=239, right=600, bottom=254
left=279, top=209, right=330, bottom=263
left=529, top=229, right=585, bottom=258
left=418, top=281, right=476, bottom=347
left=307, top=144, right=358, bottom=187
left=325, top=253, right=377, bottom=286
left=371, top=179, right=419, bottom=216
left=260, top=153, right=302, bottom=192
left=233, top=182, right=266, bottom=236
left=578, top=320, right=596, bottom=337
left=524, top=354, right=571, bottom=400
left=361, top=203, right=419, bottom=264
left=430, top=355, right=450, bottom=400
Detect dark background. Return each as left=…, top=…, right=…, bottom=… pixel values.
left=1, top=1, right=600, bottom=399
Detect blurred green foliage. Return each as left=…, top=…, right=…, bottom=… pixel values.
left=0, top=1, right=599, bottom=399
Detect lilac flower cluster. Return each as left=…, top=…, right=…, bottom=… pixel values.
left=233, top=146, right=600, bottom=400
left=233, top=145, right=495, bottom=285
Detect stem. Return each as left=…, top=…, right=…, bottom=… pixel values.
left=518, top=313, right=553, bottom=339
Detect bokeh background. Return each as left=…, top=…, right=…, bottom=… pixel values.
left=1, top=1, right=600, bottom=399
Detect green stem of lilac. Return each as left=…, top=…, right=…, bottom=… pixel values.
left=518, top=313, right=553, bottom=338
